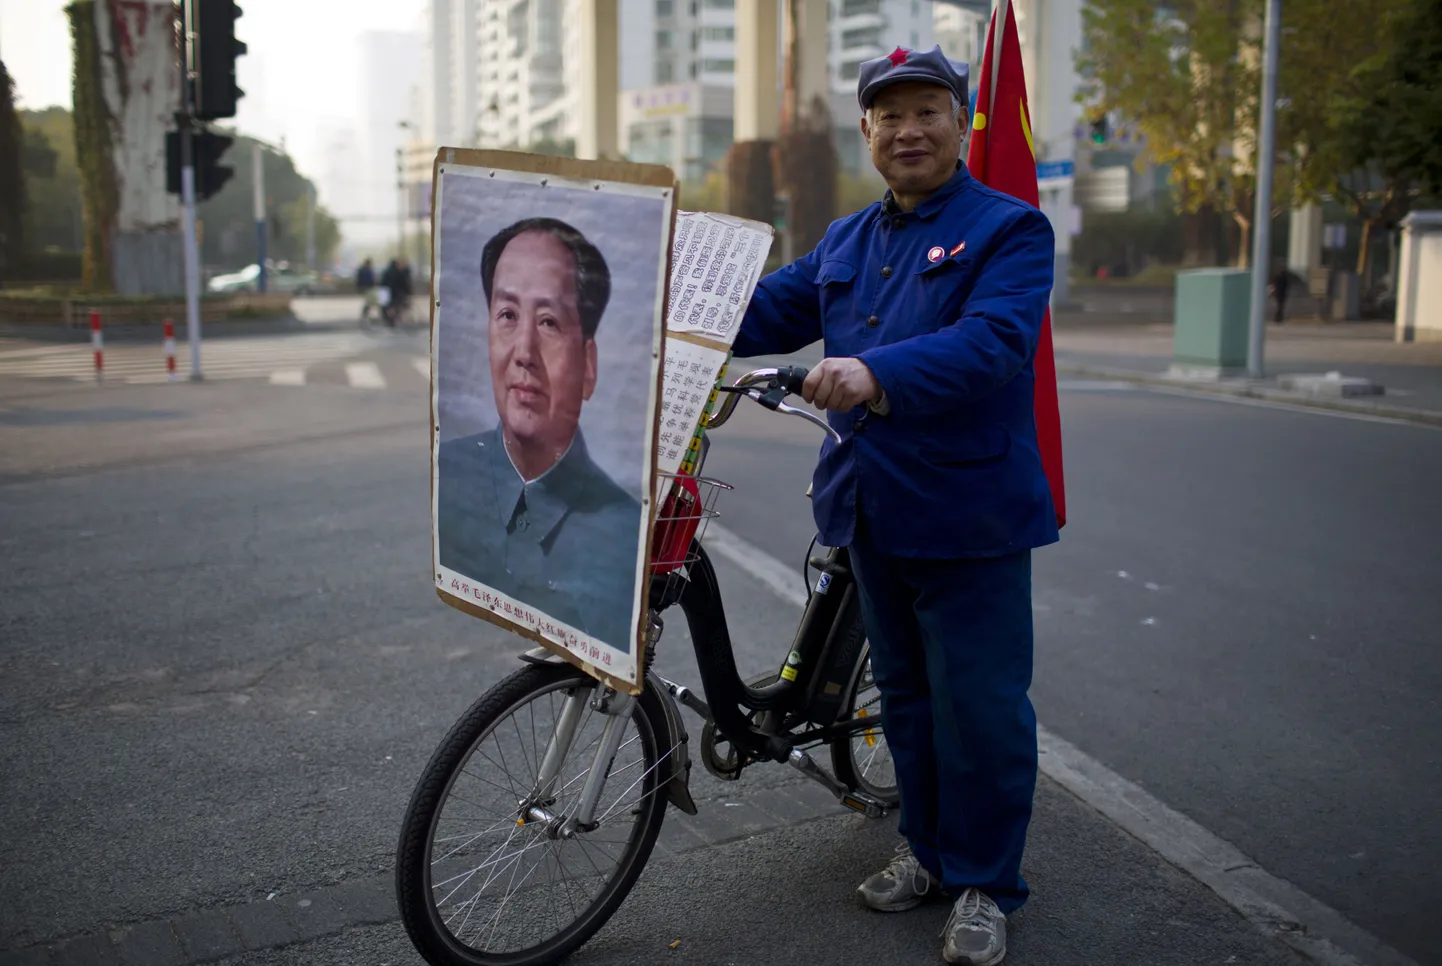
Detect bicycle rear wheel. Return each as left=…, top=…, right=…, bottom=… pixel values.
left=396, top=663, right=669, bottom=966
left=830, top=640, right=898, bottom=806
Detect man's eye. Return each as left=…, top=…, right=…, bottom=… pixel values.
left=498, top=308, right=517, bottom=322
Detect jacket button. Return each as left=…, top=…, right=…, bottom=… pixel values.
left=881, top=266, right=893, bottom=278
left=892, top=218, right=904, bottom=230
left=867, top=315, right=879, bottom=327
left=854, top=419, right=867, bottom=434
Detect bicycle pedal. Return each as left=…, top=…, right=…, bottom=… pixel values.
left=837, top=791, right=888, bottom=819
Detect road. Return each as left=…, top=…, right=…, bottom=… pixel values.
left=0, top=311, right=1435, bottom=965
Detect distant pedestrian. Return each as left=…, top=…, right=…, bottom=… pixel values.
left=1271, top=268, right=1290, bottom=324
left=356, top=258, right=378, bottom=322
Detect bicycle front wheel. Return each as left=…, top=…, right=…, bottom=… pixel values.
left=396, top=663, right=669, bottom=966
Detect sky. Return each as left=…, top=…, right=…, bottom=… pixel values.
left=0, top=0, right=425, bottom=197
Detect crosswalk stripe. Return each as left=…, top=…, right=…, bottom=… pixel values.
left=269, top=369, right=307, bottom=386
left=345, top=362, right=387, bottom=389
left=411, top=357, right=430, bottom=378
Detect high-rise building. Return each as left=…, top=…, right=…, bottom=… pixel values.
left=476, top=0, right=569, bottom=149
left=422, top=0, right=453, bottom=145
left=360, top=30, right=423, bottom=237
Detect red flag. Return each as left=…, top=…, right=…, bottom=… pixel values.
left=966, top=0, right=1067, bottom=528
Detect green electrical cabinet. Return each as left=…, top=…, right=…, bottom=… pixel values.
left=1172, top=268, right=1251, bottom=376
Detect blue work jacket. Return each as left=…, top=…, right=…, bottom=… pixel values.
left=732, top=165, right=1060, bottom=559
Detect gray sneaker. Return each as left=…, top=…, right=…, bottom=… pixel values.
left=857, top=843, right=939, bottom=912
left=941, top=888, right=1007, bottom=965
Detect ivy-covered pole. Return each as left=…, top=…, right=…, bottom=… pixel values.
left=67, top=0, right=118, bottom=294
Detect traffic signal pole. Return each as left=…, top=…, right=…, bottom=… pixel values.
left=180, top=3, right=205, bottom=381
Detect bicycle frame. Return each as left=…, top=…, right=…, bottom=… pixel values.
left=516, top=365, right=887, bottom=828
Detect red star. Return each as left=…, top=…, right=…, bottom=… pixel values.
left=887, top=46, right=909, bottom=67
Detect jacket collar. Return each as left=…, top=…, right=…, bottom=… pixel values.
left=480, top=425, right=589, bottom=543
left=880, top=162, right=972, bottom=222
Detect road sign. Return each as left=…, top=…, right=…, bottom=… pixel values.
left=1037, top=159, right=1074, bottom=183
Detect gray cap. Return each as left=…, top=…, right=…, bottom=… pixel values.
left=857, top=45, right=970, bottom=111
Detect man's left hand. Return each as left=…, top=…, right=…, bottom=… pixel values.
left=803, top=358, right=882, bottom=412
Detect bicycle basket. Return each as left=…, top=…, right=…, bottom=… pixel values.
left=649, top=472, right=729, bottom=574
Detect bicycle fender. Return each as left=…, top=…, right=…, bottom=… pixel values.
left=647, top=670, right=699, bottom=816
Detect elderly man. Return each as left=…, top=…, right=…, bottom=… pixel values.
left=436, top=217, right=643, bottom=653
left=731, top=46, right=1058, bottom=965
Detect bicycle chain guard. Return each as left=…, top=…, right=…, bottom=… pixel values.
left=699, top=719, right=747, bottom=781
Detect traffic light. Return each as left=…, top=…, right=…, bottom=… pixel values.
left=193, top=130, right=235, bottom=200
left=193, top=0, right=246, bottom=121
left=165, top=129, right=235, bottom=201
left=1089, top=115, right=1108, bottom=145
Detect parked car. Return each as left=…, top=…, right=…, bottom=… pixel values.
left=206, top=262, right=319, bottom=295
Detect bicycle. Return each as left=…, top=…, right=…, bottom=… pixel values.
left=395, top=364, right=896, bottom=966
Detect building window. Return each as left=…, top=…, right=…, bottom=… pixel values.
left=657, top=29, right=673, bottom=49
left=841, top=27, right=880, bottom=48
left=701, top=25, right=734, bottom=41
left=702, top=0, right=733, bottom=8
left=840, top=0, right=877, bottom=16
left=701, top=58, right=734, bottom=73
left=656, top=0, right=673, bottom=14
left=689, top=60, right=699, bottom=79
left=657, top=58, right=674, bottom=83
left=841, top=59, right=862, bottom=80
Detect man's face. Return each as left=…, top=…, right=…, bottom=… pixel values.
left=861, top=82, right=963, bottom=198
left=487, top=230, right=598, bottom=455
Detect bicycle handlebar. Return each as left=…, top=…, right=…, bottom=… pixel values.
left=704, top=366, right=840, bottom=443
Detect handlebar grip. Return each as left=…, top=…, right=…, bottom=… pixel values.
left=776, top=366, right=809, bottom=396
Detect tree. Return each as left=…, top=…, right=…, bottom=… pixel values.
left=1358, top=0, right=1442, bottom=201
left=1077, top=0, right=1276, bottom=266
left=195, top=132, right=342, bottom=270
left=1278, top=0, right=1420, bottom=286
left=19, top=108, right=84, bottom=253
left=0, top=58, right=26, bottom=281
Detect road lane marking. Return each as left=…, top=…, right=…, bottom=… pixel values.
left=412, top=357, right=430, bottom=378
left=345, top=362, right=386, bottom=389
left=703, top=521, right=1423, bottom=966
left=269, top=369, right=306, bottom=386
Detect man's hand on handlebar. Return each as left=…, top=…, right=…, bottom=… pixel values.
left=802, top=358, right=882, bottom=413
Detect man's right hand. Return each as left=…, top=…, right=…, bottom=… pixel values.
left=802, top=357, right=883, bottom=412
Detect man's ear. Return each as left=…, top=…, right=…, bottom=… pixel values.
left=582, top=337, right=598, bottom=401
left=860, top=112, right=871, bottom=146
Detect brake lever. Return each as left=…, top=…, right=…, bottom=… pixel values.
left=774, top=400, right=843, bottom=443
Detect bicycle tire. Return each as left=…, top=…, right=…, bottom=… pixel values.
left=830, top=639, right=899, bottom=806
left=396, top=663, right=669, bottom=966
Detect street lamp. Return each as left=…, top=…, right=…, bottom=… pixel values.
left=397, top=119, right=415, bottom=267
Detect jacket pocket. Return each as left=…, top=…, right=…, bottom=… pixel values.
left=914, top=253, right=978, bottom=323
left=921, top=425, right=1011, bottom=467
left=816, top=259, right=858, bottom=323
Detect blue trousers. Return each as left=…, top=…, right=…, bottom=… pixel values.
left=848, top=540, right=1038, bottom=915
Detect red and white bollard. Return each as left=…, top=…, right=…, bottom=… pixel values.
left=90, top=310, right=103, bottom=383
left=163, top=318, right=176, bottom=381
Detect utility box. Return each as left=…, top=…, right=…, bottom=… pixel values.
left=1172, top=268, right=1251, bottom=376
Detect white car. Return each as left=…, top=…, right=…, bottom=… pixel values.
left=207, top=263, right=318, bottom=295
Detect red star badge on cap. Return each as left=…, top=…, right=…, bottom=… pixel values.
left=887, top=46, right=910, bottom=67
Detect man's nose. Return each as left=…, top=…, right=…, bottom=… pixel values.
left=510, top=315, right=540, bottom=366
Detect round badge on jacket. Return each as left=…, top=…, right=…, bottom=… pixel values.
left=927, top=246, right=945, bottom=262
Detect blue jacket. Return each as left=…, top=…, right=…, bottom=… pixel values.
left=732, top=165, right=1059, bottom=559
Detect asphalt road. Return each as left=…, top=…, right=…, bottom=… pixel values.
left=0, top=330, right=1433, bottom=965
left=725, top=347, right=1442, bottom=964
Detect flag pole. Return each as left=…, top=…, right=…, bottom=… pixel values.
left=986, top=0, right=1009, bottom=154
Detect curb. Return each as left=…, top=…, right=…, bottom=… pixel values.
left=1057, top=363, right=1442, bottom=428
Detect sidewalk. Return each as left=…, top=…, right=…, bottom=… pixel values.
left=1051, top=316, right=1442, bottom=424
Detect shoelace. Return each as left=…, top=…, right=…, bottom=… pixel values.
left=885, top=843, right=933, bottom=897
left=941, top=888, right=998, bottom=939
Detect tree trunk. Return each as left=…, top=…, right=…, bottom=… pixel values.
left=774, top=95, right=837, bottom=259
left=725, top=140, right=776, bottom=227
